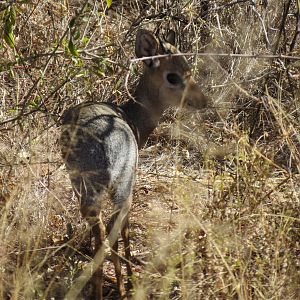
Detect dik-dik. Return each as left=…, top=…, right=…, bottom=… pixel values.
left=60, top=29, right=210, bottom=299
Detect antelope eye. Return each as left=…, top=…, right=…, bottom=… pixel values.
left=166, top=73, right=183, bottom=86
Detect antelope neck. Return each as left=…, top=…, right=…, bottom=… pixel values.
left=121, top=73, right=165, bottom=149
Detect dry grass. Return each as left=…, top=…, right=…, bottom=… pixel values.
left=0, top=0, right=299, bottom=299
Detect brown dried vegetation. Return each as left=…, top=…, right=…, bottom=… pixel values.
left=0, top=0, right=299, bottom=299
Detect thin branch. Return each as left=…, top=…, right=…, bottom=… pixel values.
left=273, top=0, right=293, bottom=53
left=290, top=1, right=300, bottom=52
left=250, top=5, right=270, bottom=48
left=203, top=0, right=253, bottom=15
left=0, top=73, right=75, bottom=128
left=130, top=52, right=300, bottom=63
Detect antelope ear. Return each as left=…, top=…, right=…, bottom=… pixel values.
left=135, top=29, right=160, bottom=68
left=165, top=30, right=176, bottom=46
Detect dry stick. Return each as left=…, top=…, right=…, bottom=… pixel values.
left=1, top=43, right=116, bottom=66
left=215, top=0, right=252, bottom=10
left=273, top=0, right=293, bottom=53
left=11, top=50, right=300, bottom=67
left=196, top=0, right=254, bottom=18
left=290, top=1, right=300, bottom=52
left=250, top=4, right=270, bottom=48
left=130, top=52, right=300, bottom=63
left=261, top=176, right=291, bottom=202
left=0, top=74, right=75, bottom=128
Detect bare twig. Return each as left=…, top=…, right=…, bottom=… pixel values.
left=290, top=1, right=300, bottom=52
left=0, top=73, right=75, bottom=127
left=273, top=0, right=293, bottom=53
left=130, top=52, right=300, bottom=63
left=250, top=5, right=270, bottom=48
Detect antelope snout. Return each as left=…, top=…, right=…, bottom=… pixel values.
left=186, top=79, right=211, bottom=110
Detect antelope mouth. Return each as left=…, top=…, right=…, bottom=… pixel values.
left=186, top=101, right=206, bottom=110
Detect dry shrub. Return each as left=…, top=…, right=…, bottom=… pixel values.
left=0, top=0, right=299, bottom=299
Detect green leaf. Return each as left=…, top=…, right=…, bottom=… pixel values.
left=81, top=36, right=89, bottom=46
left=68, top=39, right=78, bottom=57
left=10, top=6, right=16, bottom=26
left=4, top=30, right=15, bottom=48
left=106, top=0, right=112, bottom=8
left=3, top=7, right=16, bottom=48
left=29, top=96, right=42, bottom=109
